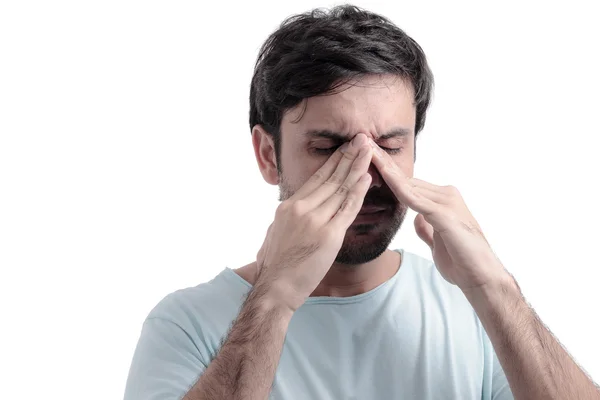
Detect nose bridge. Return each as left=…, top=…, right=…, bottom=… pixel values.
left=367, top=162, right=382, bottom=188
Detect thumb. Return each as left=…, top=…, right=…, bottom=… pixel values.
left=414, top=213, right=434, bottom=249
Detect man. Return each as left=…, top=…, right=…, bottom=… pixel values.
left=124, top=5, right=600, bottom=400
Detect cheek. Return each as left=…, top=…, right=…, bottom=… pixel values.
left=298, top=162, right=325, bottom=186
left=280, top=147, right=324, bottom=185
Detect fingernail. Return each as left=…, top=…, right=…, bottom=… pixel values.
left=339, top=142, right=350, bottom=153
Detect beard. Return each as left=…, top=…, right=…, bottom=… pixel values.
left=278, top=174, right=407, bottom=266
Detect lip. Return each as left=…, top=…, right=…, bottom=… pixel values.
left=352, top=209, right=387, bottom=225
left=358, top=206, right=387, bottom=215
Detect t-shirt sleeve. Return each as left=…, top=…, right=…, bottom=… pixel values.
left=491, top=347, right=514, bottom=400
left=123, top=317, right=208, bottom=400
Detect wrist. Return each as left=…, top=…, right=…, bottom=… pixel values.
left=249, top=280, right=297, bottom=321
left=462, top=270, right=519, bottom=306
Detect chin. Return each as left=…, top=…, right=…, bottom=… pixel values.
left=335, top=228, right=393, bottom=265
left=335, top=207, right=406, bottom=265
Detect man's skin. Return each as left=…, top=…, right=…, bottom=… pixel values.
left=184, top=74, right=600, bottom=399
left=239, top=74, right=416, bottom=297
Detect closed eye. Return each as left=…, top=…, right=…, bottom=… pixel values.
left=313, top=146, right=402, bottom=155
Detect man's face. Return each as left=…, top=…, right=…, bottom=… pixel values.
left=277, top=74, right=416, bottom=265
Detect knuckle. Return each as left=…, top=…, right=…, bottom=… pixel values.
left=309, top=170, right=325, bottom=183
left=326, top=172, right=344, bottom=185
left=444, top=185, right=461, bottom=197
left=290, top=200, right=307, bottom=217
left=304, top=213, right=321, bottom=231
left=277, top=199, right=306, bottom=218
left=338, top=196, right=355, bottom=213
left=276, top=200, right=291, bottom=216
left=335, top=184, right=350, bottom=197
left=350, top=159, right=367, bottom=173
left=378, top=161, right=392, bottom=175
left=341, top=150, right=356, bottom=161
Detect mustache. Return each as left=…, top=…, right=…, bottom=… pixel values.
left=362, top=189, right=397, bottom=207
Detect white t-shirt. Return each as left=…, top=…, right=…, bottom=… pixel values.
left=124, top=248, right=514, bottom=399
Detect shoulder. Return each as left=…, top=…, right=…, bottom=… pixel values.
left=145, top=269, right=250, bottom=342
left=125, top=270, right=248, bottom=400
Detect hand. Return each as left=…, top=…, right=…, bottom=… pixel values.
left=255, top=134, right=373, bottom=312
left=369, top=139, right=509, bottom=292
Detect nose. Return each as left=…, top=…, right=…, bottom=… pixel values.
left=367, top=162, right=382, bottom=189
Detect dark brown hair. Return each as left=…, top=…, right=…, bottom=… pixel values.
left=249, top=4, right=434, bottom=164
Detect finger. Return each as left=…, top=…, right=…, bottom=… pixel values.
left=414, top=213, right=434, bottom=248
left=328, top=173, right=372, bottom=231
left=289, top=143, right=347, bottom=201
left=369, top=140, right=410, bottom=193
left=411, top=178, right=446, bottom=194
left=369, top=140, right=439, bottom=213
left=370, top=146, right=418, bottom=207
left=410, top=178, right=455, bottom=204
left=411, top=185, right=449, bottom=204
left=370, top=144, right=456, bottom=233
left=303, top=134, right=371, bottom=209
left=313, top=146, right=373, bottom=220
left=371, top=146, right=455, bottom=232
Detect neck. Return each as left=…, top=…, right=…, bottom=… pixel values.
left=309, top=249, right=401, bottom=297
left=236, top=249, right=402, bottom=298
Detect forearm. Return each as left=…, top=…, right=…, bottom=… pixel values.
left=185, top=283, right=293, bottom=400
left=464, top=272, right=600, bottom=400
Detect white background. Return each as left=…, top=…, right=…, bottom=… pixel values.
left=1, top=1, right=599, bottom=399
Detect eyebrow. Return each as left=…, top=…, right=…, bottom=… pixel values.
left=305, top=127, right=413, bottom=141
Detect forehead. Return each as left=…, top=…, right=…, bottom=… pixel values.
left=282, top=74, right=416, bottom=140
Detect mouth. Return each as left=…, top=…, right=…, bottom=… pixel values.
left=358, top=205, right=388, bottom=215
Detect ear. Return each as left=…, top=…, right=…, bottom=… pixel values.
left=251, top=125, right=279, bottom=185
